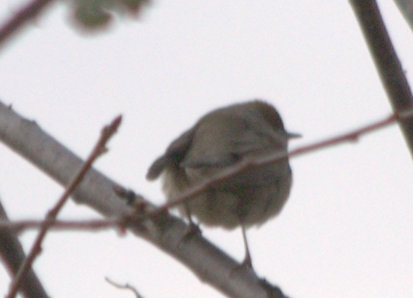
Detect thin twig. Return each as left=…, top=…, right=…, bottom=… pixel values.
left=0, top=107, right=413, bottom=296
left=150, top=112, right=408, bottom=214
left=0, top=102, right=288, bottom=297
left=1, top=112, right=411, bottom=237
left=0, top=0, right=55, bottom=49
left=1, top=112, right=407, bottom=234
left=350, top=0, right=413, bottom=158
left=7, top=115, right=122, bottom=298
left=105, top=277, right=144, bottom=298
left=0, top=201, right=49, bottom=298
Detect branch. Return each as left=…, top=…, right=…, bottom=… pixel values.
left=7, top=114, right=122, bottom=298
left=105, top=277, right=144, bottom=298
left=2, top=97, right=412, bottom=297
left=0, top=111, right=407, bottom=231
left=0, top=0, right=55, bottom=50
left=393, top=0, right=413, bottom=32
left=0, top=200, right=49, bottom=298
left=0, top=218, right=121, bottom=232
left=0, top=101, right=283, bottom=298
left=152, top=112, right=405, bottom=214
left=350, top=0, right=413, bottom=159
left=1, top=101, right=412, bottom=297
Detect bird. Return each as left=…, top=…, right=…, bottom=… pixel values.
left=146, top=100, right=298, bottom=267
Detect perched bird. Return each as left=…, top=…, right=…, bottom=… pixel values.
left=146, top=100, right=298, bottom=266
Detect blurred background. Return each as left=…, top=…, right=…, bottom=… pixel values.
left=0, top=1, right=412, bottom=297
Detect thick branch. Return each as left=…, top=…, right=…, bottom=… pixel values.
left=0, top=218, right=120, bottom=232
left=0, top=111, right=407, bottom=234
left=0, top=101, right=284, bottom=298
left=393, top=0, right=413, bottom=31
left=350, top=0, right=413, bottom=159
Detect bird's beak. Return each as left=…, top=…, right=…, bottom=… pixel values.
left=287, top=132, right=302, bottom=139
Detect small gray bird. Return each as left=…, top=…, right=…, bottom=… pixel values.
left=146, top=100, right=298, bottom=266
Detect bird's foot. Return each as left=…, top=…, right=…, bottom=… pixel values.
left=178, top=222, right=202, bottom=247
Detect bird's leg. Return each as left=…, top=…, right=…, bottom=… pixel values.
left=229, top=224, right=254, bottom=277
left=241, top=225, right=253, bottom=269
left=183, top=202, right=201, bottom=236
left=178, top=204, right=202, bottom=247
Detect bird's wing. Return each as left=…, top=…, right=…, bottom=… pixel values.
left=180, top=125, right=271, bottom=169
left=146, top=127, right=195, bottom=180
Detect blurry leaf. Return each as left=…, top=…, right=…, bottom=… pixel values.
left=71, top=0, right=150, bottom=30
left=121, top=0, right=146, bottom=11
left=74, top=0, right=111, bottom=28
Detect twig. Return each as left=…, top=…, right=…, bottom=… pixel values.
left=0, top=201, right=49, bottom=298
left=6, top=115, right=122, bottom=298
left=150, top=112, right=407, bottom=214
left=0, top=218, right=121, bottom=232
left=0, top=101, right=287, bottom=298
left=2, top=112, right=410, bottom=237
left=350, top=0, right=413, bottom=158
left=0, top=0, right=55, bottom=49
left=105, top=277, right=144, bottom=298
left=0, top=102, right=409, bottom=298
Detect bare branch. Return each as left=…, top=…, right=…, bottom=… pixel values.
left=0, top=218, right=120, bottom=233
left=393, top=0, right=413, bottom=31
left=0, top=200, right=49, bottom=298
left=7, top=115, right=122, bottom=298
left=0, top=101, right=285, bottom=298
left=1, top=108, right=410, bottom=298
left=150, top=112, right=405, bottom=214
left=105, top=277, right=144, bottom=298
left=1, top=111, right=409, bottom=235
left=350, top=0, right=413, bottom=159
left=0, top=0, right=55, bottom=50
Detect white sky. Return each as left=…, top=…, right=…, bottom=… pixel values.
left=0, top=0, right=413, bottom=297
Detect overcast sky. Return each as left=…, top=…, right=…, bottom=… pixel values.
left=1, top=1, right=413, bottom=297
